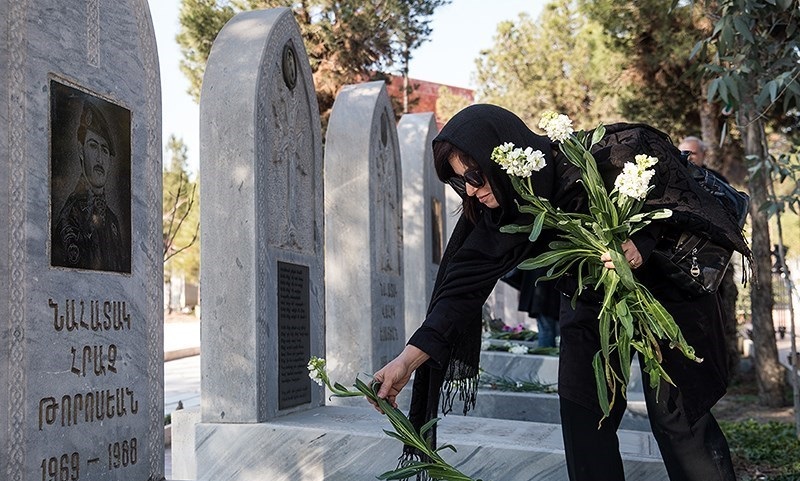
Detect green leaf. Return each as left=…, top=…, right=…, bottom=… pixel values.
left=499, top=223, right=533, bottom=234
left=615, top=299, right=634, bottom=337
left=529, top=212, right=546, bottom=242
left=590, top=125, right=606, bottom=147
left=707, top=78, right=720, bottom=103
left=592, top=352, right=611, bottom=420
left=608, top=249, right=635, bottom=290
left=419, top=417, right=441, bottom=437
left=733, top=15, right=754, bottom=44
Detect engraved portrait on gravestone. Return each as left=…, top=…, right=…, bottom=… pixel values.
left=50, top=80, right=131, bottom=273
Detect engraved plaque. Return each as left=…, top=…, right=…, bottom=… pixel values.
left=50, top=80, right=132, bottom=274
left=277, top=261, right=311, bottom=409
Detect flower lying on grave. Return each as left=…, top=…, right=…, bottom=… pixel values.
left=480, top=339, right=559, bottom=357
left=493, top=112, right=699, bottom=424
left=307, top=356, right=483, bottom=481
left=485, top=321, right=538, bottom=342
left=478, top=370, right=557, bottom=394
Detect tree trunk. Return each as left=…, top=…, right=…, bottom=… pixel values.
left=740, top=106, right=785, bottom=407
left=699, top=98, right=721, bottom=171
left=698, top=97, right=740, bottom=381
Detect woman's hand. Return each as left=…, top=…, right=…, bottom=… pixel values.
left=370, top=345, right=430, bottom=413
left=601, top=239, right=643, bottom=270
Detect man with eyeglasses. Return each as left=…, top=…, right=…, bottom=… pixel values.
left=678, top=136, right=707, bottom=167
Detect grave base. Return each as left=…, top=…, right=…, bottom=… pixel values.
left=178, top=405, right=668, bottom=481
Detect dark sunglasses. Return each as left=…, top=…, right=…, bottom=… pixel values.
left=447, top=168, right=485, bottom=194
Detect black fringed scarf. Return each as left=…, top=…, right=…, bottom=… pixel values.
left=398, top=106, right=750, bottom=477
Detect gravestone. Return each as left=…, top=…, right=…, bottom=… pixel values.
left=199, top=7, right=325, bottom=424
left=324, top=81, right=405, bottom=384
left=398, top=112, right=444, bottom=339
left=1, top=1, right=163, bottom=480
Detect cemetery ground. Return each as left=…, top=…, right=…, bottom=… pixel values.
left=164, top=311, right=799, bottom=481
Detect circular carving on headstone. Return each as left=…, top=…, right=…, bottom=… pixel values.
left=380, top=111, right=389, bottom=147
left=282, top=42, right=298, bottom=90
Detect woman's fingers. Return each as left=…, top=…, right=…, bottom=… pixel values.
left=601, top=239, right=642, bottom=269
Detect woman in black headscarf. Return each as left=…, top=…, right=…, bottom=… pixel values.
left=372, top=104, right=744, bottom=481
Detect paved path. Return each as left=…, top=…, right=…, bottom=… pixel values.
left=164, top=313, right=201, bottom=415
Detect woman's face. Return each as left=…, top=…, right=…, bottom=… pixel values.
left=449, top=155, right=499, bottom=209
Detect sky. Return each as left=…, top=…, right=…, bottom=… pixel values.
left=146, top=0, right=547, bottom=173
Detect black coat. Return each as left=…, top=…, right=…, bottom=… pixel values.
left=405, top=104, right=747, bottom=449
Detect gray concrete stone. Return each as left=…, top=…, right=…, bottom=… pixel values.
left=487, top=280, right=531, bottom=328
left=171, top=407, right=200, bottom=481
left=193, top=405, right=668, bottom=481
left=324, top=81, right=405, bottom=384
left=480, top=350, right=645, bottom=393
left=199, top=7, right=325, bottom=424
left=398, top=112, right=444, bottom=339
left=475, top=352, right=651, bottom=430
left=1, top=1, right=163, bottom=479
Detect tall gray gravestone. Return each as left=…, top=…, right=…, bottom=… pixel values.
left=324, top=81, right=405, bottom=384
left=398, top=113, right=444, bottom=339
left=199, top=7, right=325, bottom=424
left=0, top=1, right=163, bottom=480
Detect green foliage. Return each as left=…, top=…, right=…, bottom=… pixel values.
left=720, top=419, right=800, bottom=479
left=696, top=0, right=800, bottom=412
left=435, top=85, right=471, bottom=125
left=696, top=0, right=800, bottom=116
left=163, top=135, right=200, bottom=284
left=474, top=1, right=624, bottom=129
left=578, top=0, right=705, bottom=135
left=176, top=0, right=450, bottom=126
left=176, top=0, right=236, bottom=103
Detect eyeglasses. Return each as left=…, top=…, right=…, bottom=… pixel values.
left=447, top=168, right=485, bottom=194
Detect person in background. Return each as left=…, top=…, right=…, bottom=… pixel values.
left=517, top=267, right=560, bottom=348
left=678, top=135, right=707, bottom=167
left=679, top=135, right=741, bottom=383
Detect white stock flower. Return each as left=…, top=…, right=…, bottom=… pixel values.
left=614, top=158, right=657, bottom=201
left=635, top=154, right=658, bottom=169
left=538, top=111, right=574, bottom=142
left=491, top=142, right=547, bottom=177
left=508, top=344, right=529, bottom=355
left=307, top=357, right=325, bottom=386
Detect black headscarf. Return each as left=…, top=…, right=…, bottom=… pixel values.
left=401, top=105, right=750, bottom=475
left=402, top=105, right=562, bottom=473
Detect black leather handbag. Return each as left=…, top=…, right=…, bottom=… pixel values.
left=650, top=160, right=749, bottom=297
left=651, top=231, right=738, bottom=296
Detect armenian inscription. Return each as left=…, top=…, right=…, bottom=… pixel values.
left=277, top=261, right=311, bottom=410
left=37, top=298, right=141, bottom=479
left=376, top=279, right=401, bottom=367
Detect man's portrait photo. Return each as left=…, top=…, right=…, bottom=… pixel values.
left=50, top=80, right=131, bottom=273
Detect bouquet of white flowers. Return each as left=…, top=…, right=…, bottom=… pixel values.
left=493, top=112, right=701, bottom=422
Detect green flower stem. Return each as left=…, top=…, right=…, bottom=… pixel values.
left=307, top=358, right=482, bottom=481
left=502, top=124, right=698, bottom=423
